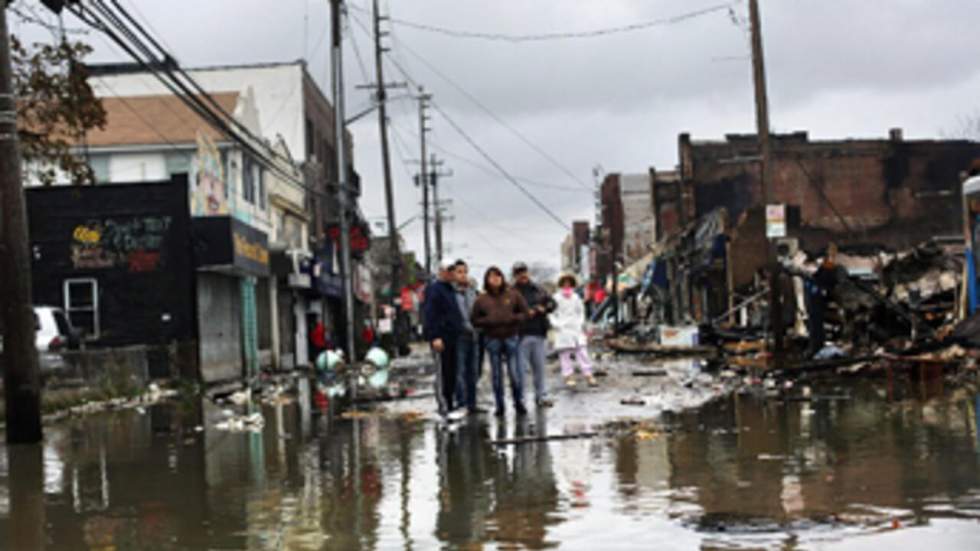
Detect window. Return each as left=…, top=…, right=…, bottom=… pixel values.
left=305, top=118, right=314, bottom=158
left=64, top=279, right=99, bottom=339
left=243, top=155, right=256, bottom=205
left=257, top=165, right=266, bottom=210
left=88, top=154, right=109, bottom=184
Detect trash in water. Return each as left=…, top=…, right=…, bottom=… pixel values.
left=214, top=411, right=264, bottom=433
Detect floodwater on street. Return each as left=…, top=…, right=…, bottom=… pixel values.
left=1, top=374, right=980, bottom=550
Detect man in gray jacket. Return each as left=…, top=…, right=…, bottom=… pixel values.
left=453, top=259, right=483, bottom=414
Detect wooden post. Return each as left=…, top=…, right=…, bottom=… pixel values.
left=749, top=0, right=783, bottom=355
left=0, top=5, right=43, bottom=443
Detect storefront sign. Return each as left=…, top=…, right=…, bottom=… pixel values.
left=70, top=215, right=172, bottom=273
left=193, top=216, right=269, bottom=277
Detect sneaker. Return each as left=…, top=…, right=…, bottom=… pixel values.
left=536, top=398, right=554, bottom=408
left=515, top=404, right=528, bottom=416
left=447, top=409, right=467, bottom=422
left=586, top=376, right=598, bottom=387
left=565, top=377, right=577, bottom=388
left=494, top=408, right=505, bottom=417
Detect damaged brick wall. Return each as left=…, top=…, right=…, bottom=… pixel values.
left=679, top=130, right=980, bottom=253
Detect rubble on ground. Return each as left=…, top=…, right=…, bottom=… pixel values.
left=595, top=237, right=980, bottom=385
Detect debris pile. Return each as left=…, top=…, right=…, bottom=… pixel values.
left=599, top=236, right=980, bottom=380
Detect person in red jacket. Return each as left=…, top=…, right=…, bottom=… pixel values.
left=310, top=318, right=328, bottom=363
left=361, top=322, right=376, bottom=347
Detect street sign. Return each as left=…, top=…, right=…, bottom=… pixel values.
left=766, top=204, right=786, bottom=238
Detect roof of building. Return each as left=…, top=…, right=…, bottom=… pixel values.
left=85, top=92, right=238, bottom=147
left=86, top=60, right=304, bottom=78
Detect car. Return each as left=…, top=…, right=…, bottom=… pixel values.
left=0, top=306, right=81, bottom=373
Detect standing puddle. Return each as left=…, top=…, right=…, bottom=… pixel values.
left=0, top=376, right=979, bottom=549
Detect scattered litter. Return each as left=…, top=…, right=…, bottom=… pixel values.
left=634, top=429, right=659, bottom=441
left=214, top=412, right=264, bottom=433
left=227, top=389, right=252, bottom=406
left=341, top=409, right=376, bottom=419
left=813, top=344, right=847, bottom=360
left=757, top=453, right=786, bottom=461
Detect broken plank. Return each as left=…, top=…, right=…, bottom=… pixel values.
left=631, top=369, right=668, bottom=377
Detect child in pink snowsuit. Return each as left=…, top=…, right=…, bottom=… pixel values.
left=550, top=274, right=596, bottom=387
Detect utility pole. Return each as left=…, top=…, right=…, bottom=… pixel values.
left=429, top=154, right=452, bottom=266
left=749, top=0, right=783, bottom=354
left=417, top=87, right=432, bottom=274
left=330, top=0, right=357, bottom=397
left=371, top=0, right=402, bottom=348
left=0, top=6, right=43, bottom=444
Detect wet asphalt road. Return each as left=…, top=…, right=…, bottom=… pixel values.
left=1, top=355, right=979, bottom=550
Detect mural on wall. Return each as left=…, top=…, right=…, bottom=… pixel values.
left=70, top=216, right=173, bottom=272
left=192, top=132, right=227, bottom=216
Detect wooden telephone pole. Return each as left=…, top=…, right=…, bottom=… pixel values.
left=330, top=0, right=358, bottom=395
left=0, top=5, right=43, bottom=443
left=749, top=0, right=783, bottom=353
left=429, top=154, right=452, bottom=266
left=417, top=88, right=432, bottom=274
left=370, top=0, right=403, bottom=346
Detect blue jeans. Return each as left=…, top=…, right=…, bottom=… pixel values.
left=519, top=335, right=549, bottom=403
left=485, top=336, right=524, bottom=413
left=455, top=334, right=479, bottom=411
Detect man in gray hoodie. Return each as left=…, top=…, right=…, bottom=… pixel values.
left=453, top=259, right=483, bottom=414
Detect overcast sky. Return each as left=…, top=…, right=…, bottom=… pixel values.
left=15, top=0, right=980, bottom=278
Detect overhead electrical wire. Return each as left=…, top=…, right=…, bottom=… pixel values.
left=349, top=11, right=593, bottom=192
left=104, top=0, right=298, bottom=170
left=68, top=1, right=314, bottom=194
left=346, top=12, right=572, bottom=230
left=393, top=119, right=590, bottom=193
left=429, top=100, right=570, bottom=230
left=348, top=2, right=735, bottom=42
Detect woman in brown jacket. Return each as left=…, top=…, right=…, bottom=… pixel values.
left=471, top=266, right=530, bottom=416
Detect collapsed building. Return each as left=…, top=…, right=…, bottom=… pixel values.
left=604, top=129, right=980, bottom=343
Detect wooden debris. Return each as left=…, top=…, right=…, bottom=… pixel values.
left=631, top=369, right=668, bottom=377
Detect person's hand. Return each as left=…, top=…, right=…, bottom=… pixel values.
left=432, top=338, right=445, bottom=352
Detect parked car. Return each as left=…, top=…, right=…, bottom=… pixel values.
left=0, top=306, right=81, bottom=372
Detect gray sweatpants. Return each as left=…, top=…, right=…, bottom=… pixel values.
left=519, top=335, right=549, bottom=402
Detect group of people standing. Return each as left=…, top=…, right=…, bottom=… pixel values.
left=423, top=260, right=595, bottom=421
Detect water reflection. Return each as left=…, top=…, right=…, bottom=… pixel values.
left=0, top=376, right=977, bottom=550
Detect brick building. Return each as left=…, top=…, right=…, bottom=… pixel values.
left=679, top=128, right=980, bottom=254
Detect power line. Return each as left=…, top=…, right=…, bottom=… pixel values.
left=349, top=10, right=570, bottom=229
left=407, top=125, right=591, bottom=193
left=348, top=2, right=735, bottom=43
left=429, top=100, right=570, bottom=231
left=380, top=19, right=593, bottom=191
left=344, top=11, right=372, bottom=86
left=70, top=1, right=313, bottom=194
